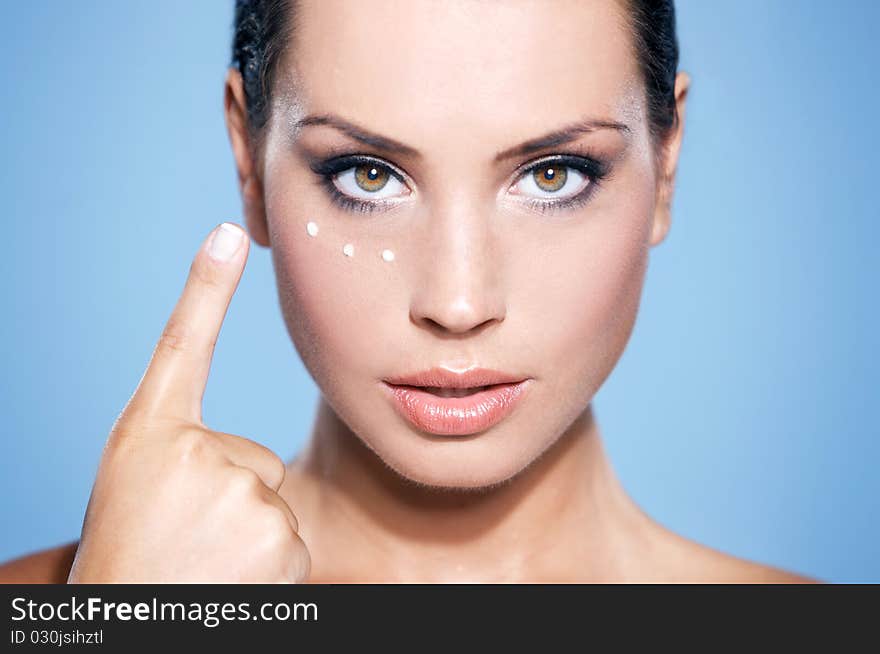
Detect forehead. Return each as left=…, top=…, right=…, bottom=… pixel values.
left=278, top=0, right=643, bottom=147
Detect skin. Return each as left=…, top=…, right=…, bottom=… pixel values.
left=0, top=0, right=818, bottom=583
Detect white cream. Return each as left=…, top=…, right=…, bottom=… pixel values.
left=381, top=249, right=395, bottom=262
left=343, top=243, right=354, bottom=257
left=306, top=221, right=319, bottom=237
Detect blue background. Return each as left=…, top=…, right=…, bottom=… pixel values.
left=1, top=1, right=876, bottom=582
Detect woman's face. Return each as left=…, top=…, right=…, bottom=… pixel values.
left=257, top=0, right=669, bottom=489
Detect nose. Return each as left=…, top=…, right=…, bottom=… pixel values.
left=408, top=197, right=506, bottom=336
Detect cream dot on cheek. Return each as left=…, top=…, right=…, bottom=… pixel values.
left=343, top=243, right=354, bottom=257
left=306, top=221, right=319, bottom=237
left=381, top=249, right=395, bottom=262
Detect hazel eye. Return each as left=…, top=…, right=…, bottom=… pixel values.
left=511, top=163, right=590, bottom=201
left=333, top=162, right=409, bottom=200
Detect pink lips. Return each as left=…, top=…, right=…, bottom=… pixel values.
left=381, top=367, right=532, bottom=436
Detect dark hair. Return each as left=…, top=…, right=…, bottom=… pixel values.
left=230, top=0, right=679, bottom=149
left=623, top=0, right=681, bottom=149
left=230, top=0, right=292, bottom=140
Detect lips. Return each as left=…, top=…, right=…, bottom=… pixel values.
left=381, top=367, right=531, bottom=436
left=383, top=366, right=526, bottom=389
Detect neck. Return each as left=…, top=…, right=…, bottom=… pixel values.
left=286, top=396, right=653, bottom=582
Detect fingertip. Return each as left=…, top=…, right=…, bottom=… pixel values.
left=207, top=222, right=248, bottom=263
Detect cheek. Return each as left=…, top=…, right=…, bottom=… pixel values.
left=510, top=191, right=653, bottom=401
left=269, top=213, right=406, bottom=387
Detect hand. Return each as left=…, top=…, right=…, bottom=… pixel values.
left=67, top=222, right=310, bottom=583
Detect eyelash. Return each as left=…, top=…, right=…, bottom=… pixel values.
left=309, top=152, right=611, bottom=215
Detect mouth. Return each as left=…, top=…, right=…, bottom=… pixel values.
left=381, top=378, right=532, bottom=436
left=416, top=384, right=493, bottom=397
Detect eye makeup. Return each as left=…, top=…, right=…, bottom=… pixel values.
left=309, top=154, right=408, bottom=214
left=513, top=153, right=612, bottom=215
left=306, top=145, right=615, bottom=216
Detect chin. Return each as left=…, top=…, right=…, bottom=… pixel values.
left=314, top=371, right=584, bottom=492
left=359, top=419, right=557, bottom=493
left=310, top=372, right=586, bottom=493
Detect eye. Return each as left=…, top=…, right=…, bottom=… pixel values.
left=508, top=155, right=608, bottom=210
left=333, top=160, right=409, bottom=200
left=310, top=154, right=410, bottom=214
left=513, top=164, right=585, bottom=199
left=310, top=152, right=609, bottom=215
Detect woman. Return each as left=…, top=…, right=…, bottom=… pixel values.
left=0, top=0, right=817, bottom=583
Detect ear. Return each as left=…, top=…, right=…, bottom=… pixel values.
left=224, top=67, right=270, bottom=247
left=650, top=71, right=691, bottom=247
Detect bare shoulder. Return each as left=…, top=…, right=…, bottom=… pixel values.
left=0, top=542, right=79, bottom=584
left=661, top=535, right=821, bottom=583
left=698, top=550, right=820, bottom=584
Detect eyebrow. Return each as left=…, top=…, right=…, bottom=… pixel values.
left=292, top=112, right=631, bottom=162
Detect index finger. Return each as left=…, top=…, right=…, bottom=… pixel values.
left=128, top=222, right=249, bottom=423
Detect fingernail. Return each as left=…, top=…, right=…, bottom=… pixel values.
left=208, top=222, right=244, bottom=262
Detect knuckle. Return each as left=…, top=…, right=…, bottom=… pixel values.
left=103, top=429, right=135, bottom=463
left=255, top=510, right=295, bottom=566
left=262, top=509, right=293, bottom=540
left=265, top=453, right=287, bottom=489
left=227, top=466, right=263, bottom=498
left=107, top=419, right=138, bottom=446
left=108, top=422, right=140, bottom=446
left=285, top=540, right=311, bottom=583
left=105, top=415, right=155, bottom=456
left=157, top=316, right=192, bottom=355
left=173, top=428, right=210, bottom=464
left=226, top=435, right=287, bottom=490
